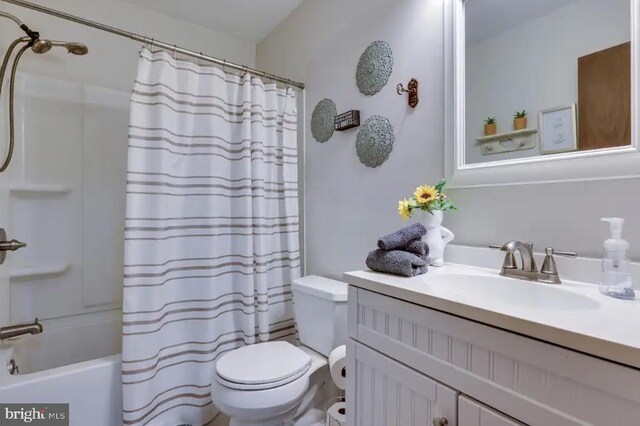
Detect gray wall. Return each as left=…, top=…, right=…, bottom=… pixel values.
left=257, top=0, right=640, bottom=280
left=256, top=0, right=444, bottom=277
left=257, top=0, right=445, bottom=279
left=448, top=179, right=640, bottom=260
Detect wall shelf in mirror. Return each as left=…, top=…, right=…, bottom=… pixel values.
left=475, top=129, right=537, bottom=155
left=475, top=128, right=537, bottom=143
left=10, top=263, right=71, bottom=280
left=9, top=184, right=71, bottom=196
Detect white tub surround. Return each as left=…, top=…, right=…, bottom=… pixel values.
left=0, top=314, right=122, bottom=426
left=345, top=260, right=640, bottom=425
left=0, top=350, right=121, bottom=426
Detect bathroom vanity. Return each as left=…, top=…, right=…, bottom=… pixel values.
left=344, top=265, right=640, bottom=426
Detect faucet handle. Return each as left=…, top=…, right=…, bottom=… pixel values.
left=541, top=248, right=577, bottom=276
left=490, top=244, right=519, bottom=270
left=490, top=242, right=535, bottom=251
left=541, top=248, right=558, bottom=275
left=549, top=248, right=578, bottom=258
left=502, top=252, right=518, bottom=270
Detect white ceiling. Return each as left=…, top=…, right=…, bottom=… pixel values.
left=124, top=0, right=305, bottom=43
left=466, top=0, right=578, bottom=43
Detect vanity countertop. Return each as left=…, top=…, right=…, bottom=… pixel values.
left=345, top=264, right=640, bottom=369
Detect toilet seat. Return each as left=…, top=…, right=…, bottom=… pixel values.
left=216, top=342, right=312, bottom=391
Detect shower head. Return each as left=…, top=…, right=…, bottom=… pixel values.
left=0, top=12, right=87, bottom=56
left=31, top=39, right=52, bottom=54
left=63, top=42, right=89, bottom=56
left=31, top=40, right=89, bottom=56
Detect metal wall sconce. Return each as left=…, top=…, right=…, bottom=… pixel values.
left=396, top=78, right=419, bottom=108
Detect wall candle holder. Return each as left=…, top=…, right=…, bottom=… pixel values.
left=397, top=78, right=419, bottom=108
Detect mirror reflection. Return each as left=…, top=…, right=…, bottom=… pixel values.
left=465, top=0, right=631, bottom=164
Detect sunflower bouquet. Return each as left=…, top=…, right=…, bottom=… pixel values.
left=397, top=179, right=458, bottom=220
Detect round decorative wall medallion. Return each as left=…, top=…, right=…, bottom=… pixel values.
left=356, top=41, right=394, bottom=96
left=311, top=98, right=337, bottom=143
left=356, top=115, right=394, bottom=168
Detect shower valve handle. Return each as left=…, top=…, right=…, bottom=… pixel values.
left=0, top=228, right=26, bottom=265
left=0, top=239, right=26, bottom=252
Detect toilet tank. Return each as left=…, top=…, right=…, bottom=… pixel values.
left=292, top=276, right=348, bottom=357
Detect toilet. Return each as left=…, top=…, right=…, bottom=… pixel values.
left=211, top=276, right=348, bottom=426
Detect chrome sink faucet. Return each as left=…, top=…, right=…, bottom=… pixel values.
left=491, top=241, right=577, bottom=285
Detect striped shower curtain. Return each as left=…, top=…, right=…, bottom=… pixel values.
left=122, top=49, right=300, bottom=426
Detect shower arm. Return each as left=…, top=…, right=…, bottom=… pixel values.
left=0, top=11, right=39, bottom=40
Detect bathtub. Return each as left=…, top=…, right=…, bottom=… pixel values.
left=0, top=311, right=122, bottom=426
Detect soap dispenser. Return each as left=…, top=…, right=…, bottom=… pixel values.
left=600, top=218, right=635, bottom=300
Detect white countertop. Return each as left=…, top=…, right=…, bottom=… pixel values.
left=345, top=263, right=640, bottom=369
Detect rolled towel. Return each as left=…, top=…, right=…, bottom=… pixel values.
left=366, top=249, right=428, bottom=277
left=377, top=223, right=427, bottom=251
left=402, top=239, right=430, bottom=260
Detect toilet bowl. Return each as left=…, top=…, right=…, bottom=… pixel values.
left=211, top=343, right=326, bottom=426
left=210, top=276, right=348, bottom=426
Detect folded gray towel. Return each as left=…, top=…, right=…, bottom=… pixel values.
left=402, top=239, right=430, bottom=260
left=377, top=223, right=427, bottom=251
left=366, top=249, right=428, bottom=277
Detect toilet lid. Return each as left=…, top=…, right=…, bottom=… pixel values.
left=216, top=342, right=312, bottom=390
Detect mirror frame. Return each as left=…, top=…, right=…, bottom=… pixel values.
left=444, top=0, right=640, bottom=188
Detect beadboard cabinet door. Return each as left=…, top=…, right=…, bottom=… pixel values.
left=347, top=340, right=458, bottom=426
left=459, top=396, right=525, bottom=426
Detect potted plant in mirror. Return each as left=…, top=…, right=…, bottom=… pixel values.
left=484, top=116, right=497, bottom=136
left=397, top=180, right=458, bottom=267
left=514, top=110, right=527, bottom=130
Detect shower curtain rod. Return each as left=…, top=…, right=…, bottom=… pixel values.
left=0, top=0, right=305, bottom=89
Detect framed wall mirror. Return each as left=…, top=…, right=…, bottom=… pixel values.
left=445, top=0, right=640, bottom=187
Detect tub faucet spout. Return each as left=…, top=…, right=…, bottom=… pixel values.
left=0, top=318, right=43, bottom=340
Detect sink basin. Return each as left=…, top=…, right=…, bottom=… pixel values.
left=425, top=273, right=601, bottom=311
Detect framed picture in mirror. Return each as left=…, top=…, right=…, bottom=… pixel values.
left=539, top=105, right=577, bottom=155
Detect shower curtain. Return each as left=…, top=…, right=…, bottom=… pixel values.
left=122, top=49, right=300, bottom=426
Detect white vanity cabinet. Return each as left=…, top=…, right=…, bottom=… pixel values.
left=346, top=285, right=640, bottom=426
left=348, top=340, right=457, bottom=426
left=459, top=397, right=524, bottom=426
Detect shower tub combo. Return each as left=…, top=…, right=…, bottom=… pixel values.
left=0, top=1, right=307, bottom=425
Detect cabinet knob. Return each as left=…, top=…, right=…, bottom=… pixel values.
left=433, top=418, right=448, bottom=426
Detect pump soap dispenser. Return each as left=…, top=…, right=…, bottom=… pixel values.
left=600, top=218, right=635, bottom=300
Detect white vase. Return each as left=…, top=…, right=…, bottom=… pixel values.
left=418, top=210, right=454, bottom=267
